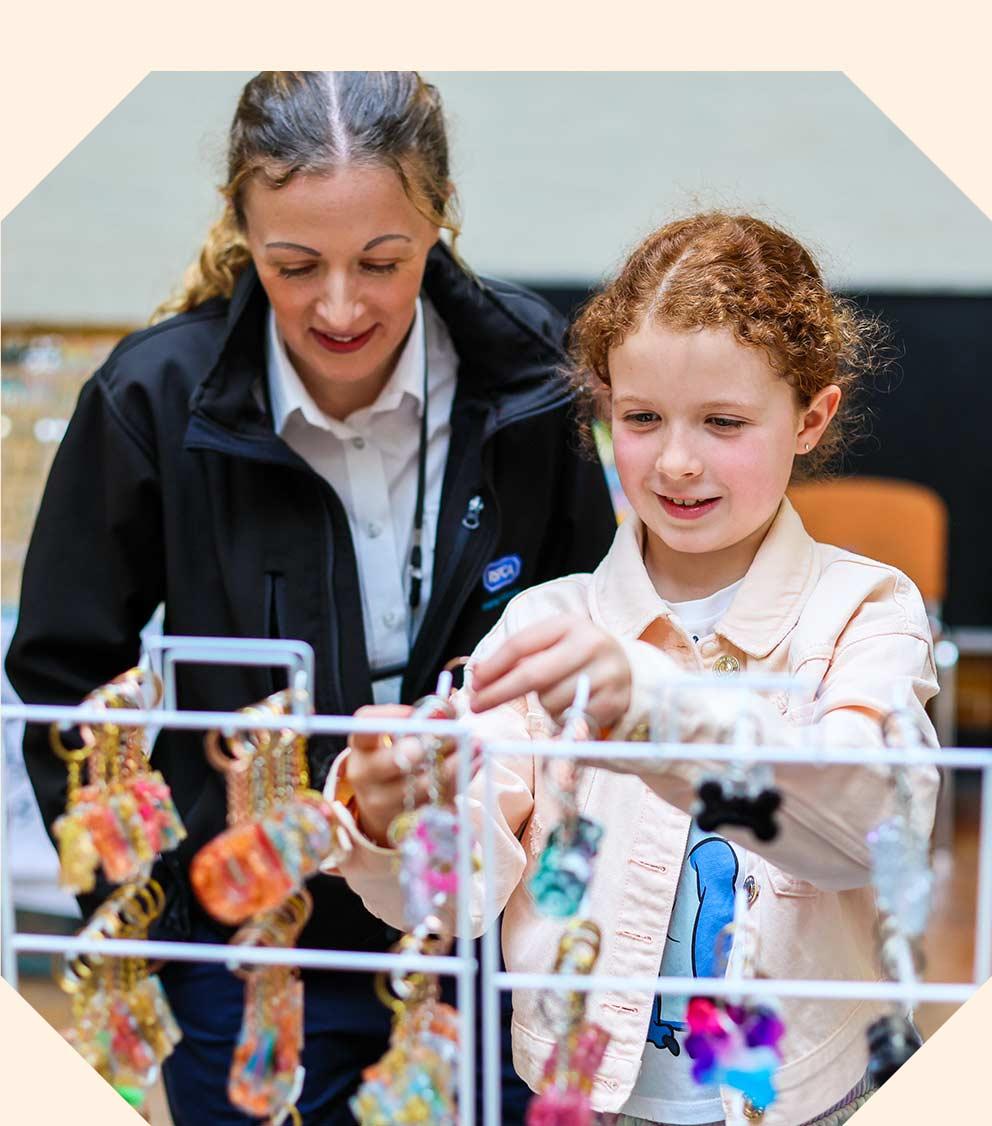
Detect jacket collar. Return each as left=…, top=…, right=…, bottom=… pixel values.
left=591, top=498, right=819, bottom=658
left=190, top=242, right=568, bottom=434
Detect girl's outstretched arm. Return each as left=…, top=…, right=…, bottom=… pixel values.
left=471, top=606, right=939, bottom=893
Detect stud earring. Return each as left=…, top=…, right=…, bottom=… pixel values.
left=803, top=443, right=811, bottom=452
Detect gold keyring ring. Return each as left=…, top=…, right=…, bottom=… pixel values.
left=49, top=724, right=94, bottom=764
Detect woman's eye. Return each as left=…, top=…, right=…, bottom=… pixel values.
left=361, top=261, right=399, bottom=275
left=708, top=417, right=745, bottom=429
left=277, top=264, right=316, bottom=279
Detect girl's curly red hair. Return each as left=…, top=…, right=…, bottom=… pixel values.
left=569, top=212, right=888, bottom=479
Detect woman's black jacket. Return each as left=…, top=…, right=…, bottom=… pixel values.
left=5, top=243, right=617, bottom=956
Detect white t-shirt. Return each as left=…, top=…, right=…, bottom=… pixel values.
left=621, top=578, right=744, bottom=1124
left=266, top=297, right=458, bottom=704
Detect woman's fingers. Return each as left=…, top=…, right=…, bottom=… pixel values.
left=349, top=704, right=414, bottom=754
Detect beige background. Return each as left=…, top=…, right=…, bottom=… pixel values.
left=2, top=2, right=990, bottom=1122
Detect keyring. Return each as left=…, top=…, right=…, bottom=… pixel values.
left=49, top=723, right=94, bottom=764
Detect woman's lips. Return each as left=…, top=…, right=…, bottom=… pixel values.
left=310, top=325, right=377, bottom=354
left=658, top=495, right=721, bottom=520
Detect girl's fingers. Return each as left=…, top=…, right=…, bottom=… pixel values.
left=470, top=616, right=574, bottom=692
left=471, top=639, right=585, bottom=713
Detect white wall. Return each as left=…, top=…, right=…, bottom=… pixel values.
left=3, top=70, right=991, bottom=323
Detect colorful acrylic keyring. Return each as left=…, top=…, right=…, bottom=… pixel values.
left=228, top=969, right=305, bottom=1119
left=684, top=995, right=784, bottom=1112
left=190, top=818, right=295, bottom=925
left=870, top=709, right=934, bottom=946
left=353, top=947, right=460, bottom=1126
left=528, top=678, right=603, bottom=919
left=527, top=919, right=609, bottom=1126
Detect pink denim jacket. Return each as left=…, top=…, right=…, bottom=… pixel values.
left=323, top=498, right=939, bottom=1124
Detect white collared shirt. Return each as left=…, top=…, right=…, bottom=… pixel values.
left=266, top=297, right=458, bottom=704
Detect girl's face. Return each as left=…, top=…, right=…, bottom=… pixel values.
left=609, top=321, right=839, bottom=597
left=242, top=164, right=441, bottom=419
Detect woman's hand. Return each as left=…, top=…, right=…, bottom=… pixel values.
left=343, top=704, right=466, bottom=847
left=469, top=614, right=632, bottom=730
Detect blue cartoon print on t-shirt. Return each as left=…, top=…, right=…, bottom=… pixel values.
left=647, top=833, right=738, bottom=1056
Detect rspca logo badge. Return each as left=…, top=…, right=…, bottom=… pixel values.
left=483, top=554, right=522, bottom=593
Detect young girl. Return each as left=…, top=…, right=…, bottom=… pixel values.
left=325, top=212, right=939, bottom=1125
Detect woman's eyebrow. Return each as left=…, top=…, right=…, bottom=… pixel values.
left=265, top=241, right=320, bottom=255
left=363, top=233, right=411, bottom=250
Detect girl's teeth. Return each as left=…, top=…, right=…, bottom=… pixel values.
left=669, top=497, right=705, bottom=507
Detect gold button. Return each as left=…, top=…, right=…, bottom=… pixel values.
left=742, top=1099, right=765, bottom=1120
left=629, top=721, right=651, bottom=742
left=743, top=874, right=759, bottom=906
left=713, top=654, right=741, bottom=675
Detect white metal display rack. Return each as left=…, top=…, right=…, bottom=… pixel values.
left=2, top=637, right=991, bottom=1126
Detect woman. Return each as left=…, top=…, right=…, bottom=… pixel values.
left=6, top=71, right=617, bottom=1124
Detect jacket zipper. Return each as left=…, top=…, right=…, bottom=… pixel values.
left=264, top=571, right=289, bottom=692
left=186, top=418, right=353, bottom=715
left=188, top=384, right=569, bottom=707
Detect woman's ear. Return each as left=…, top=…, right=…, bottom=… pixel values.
left=796, top=384, right=841, bottom=454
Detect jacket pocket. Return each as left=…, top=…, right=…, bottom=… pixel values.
left=766, top=860, right=820, bottom=898
left=263, top=571, right=289, bottom=692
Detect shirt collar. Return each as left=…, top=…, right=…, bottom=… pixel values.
left=591, top=498, right=818, bottom=658
left=266, top=298, right=426, bottom=437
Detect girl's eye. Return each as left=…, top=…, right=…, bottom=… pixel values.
left=625, top=411, right=659, bottom=425
left=277, top=264, right=316, bottom=279
left=361, top=261, right=399, bottom=275
left=708, top=417, right=745, bottom=429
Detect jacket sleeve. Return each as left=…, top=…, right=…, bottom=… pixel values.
left=603, top=610, right=940, bottom=892
left=5, top=372, right=165, bottom=911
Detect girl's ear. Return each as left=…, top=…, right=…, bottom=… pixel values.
left=796, top=384, right=841, bottom=454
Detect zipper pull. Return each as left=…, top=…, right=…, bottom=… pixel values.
left=462, top=495, right=484, bottom=530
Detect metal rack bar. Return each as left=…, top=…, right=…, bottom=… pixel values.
left=492, top=971, right=977, bottom=1006
left=143, top=635, right=315, bottom=712
left=4, top=649, right=991, bottom=1126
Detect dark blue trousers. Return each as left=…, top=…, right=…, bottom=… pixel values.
left=159, top=927, right=530, bottom=1125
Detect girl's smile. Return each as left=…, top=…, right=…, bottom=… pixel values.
left=657, top=494, right=721, bottom=519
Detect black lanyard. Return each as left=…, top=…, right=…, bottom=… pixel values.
left=408, top=309, right=429, bottom=613
left=371, top=311, right=429, bottom=687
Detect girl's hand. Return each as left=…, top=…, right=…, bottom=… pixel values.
left=469, top=614, right=632, bottom=730
left=343, top=705, right=468, bottom=847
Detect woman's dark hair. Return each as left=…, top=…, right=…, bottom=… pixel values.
left=156, top=71, right=459, bottom=319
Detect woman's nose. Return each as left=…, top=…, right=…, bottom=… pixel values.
left=316, top=272, right=362, bottom=330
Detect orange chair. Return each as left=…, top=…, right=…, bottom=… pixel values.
left=788, top=476, right=959, bottom=861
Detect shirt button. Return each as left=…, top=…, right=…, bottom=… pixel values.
left=382, top=610, right=400, bottom=628
left=713, top=654, right=741, bottom=675
left=351, top=436, right=365, bottom=449
left=743, top=874, right=759, bottom=906
left=742, top=1098, right=766, bottom=1120
left=367, top=521, right=383, bottom=539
